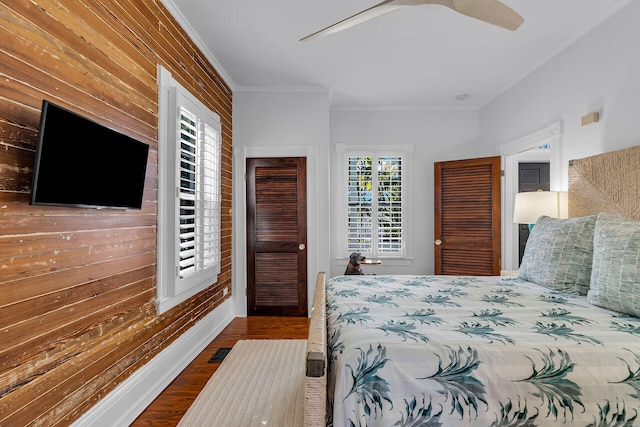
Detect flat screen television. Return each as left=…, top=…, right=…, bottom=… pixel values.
left=30, top=100, right=149, bottom=210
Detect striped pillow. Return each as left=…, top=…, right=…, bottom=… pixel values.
left=587, top=213, right=640, bottom=317
left=518, top=215, right=598, bottom=295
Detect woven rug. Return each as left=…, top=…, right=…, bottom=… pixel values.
left=177, top=339, right=306, bottom=426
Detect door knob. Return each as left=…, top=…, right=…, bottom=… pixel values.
left=434, top=239, right=442, bottom=246
left=299, top=243, right=306, bottom=250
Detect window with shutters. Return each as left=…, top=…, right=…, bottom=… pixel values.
left=337, top=143, right=413, bottom=261
left=156, top=66, right=222, bottom=314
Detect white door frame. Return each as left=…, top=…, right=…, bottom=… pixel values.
left=499, top=121, right=563, bottom=270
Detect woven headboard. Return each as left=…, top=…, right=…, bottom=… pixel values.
left=568, top=145, right=639, bottom=221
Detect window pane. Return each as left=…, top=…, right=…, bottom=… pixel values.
left=178, top=107, right=221, bottom=278
left=347, top=156, right=373, bottom=252
left=179, top=108, right=197, bottom=197
left=377, top=157, right=402, bottom=255
left=198, top=123, right=221, bottom=270
left=179, top=197, right=196, bottom=278
left=344, top=153, right=404, bottom=257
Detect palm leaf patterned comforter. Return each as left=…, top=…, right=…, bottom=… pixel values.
left=327, top=275, right=640, bottom=427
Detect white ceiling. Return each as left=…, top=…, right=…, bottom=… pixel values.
left=167, top=0, right=632, bottom=109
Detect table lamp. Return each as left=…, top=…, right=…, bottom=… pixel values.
left=513, top=191, right=568, bottom=231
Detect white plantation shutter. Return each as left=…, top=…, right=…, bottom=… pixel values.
left=347, top=156, right=373, bottom=253
left=178, top=107, right=198, bottom=278
left=201, top=123, right=221, bottom=271
left=156, top=65, right=221, bottom=314
left=376, top=156, right=403, bottom=255
left=344, top=150, right=408, bottom=258
left=176, top=103, right=221, bottom=285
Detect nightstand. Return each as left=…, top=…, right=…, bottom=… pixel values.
left=500, top=270, right=518, bottom=277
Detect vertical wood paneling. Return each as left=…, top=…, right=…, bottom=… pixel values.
left=246, top=158, right=307, bottom=317
left=434, top=157, right=501, bottom=276
left=255, top=253, right=300, bottom=306
left=0, top=0, right=232, bottom=425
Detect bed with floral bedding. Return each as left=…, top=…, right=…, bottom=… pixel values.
left=326, top=212, right=640, bottom=427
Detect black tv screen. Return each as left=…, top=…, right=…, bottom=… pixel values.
left=30, top=100, right=149, bottom=210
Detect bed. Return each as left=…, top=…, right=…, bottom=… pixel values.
left=326, top=273, right=640, bottom=426
left=304, top=146, right=640, bottom=427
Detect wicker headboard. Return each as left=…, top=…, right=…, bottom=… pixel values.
left=568, top=145, right=640, bottom=221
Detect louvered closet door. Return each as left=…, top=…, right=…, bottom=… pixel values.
left=246, top=157, right=307, bottom=316
left=434, top=156, right=501, bottom=275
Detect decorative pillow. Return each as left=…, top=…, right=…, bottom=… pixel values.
left=587, top=213, right=640, bottom=317
left=518, top=214, right=598, bottom=295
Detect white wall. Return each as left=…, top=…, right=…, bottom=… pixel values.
left=478, top=1, right=640, bottom=270
left=232, top=0, right=640, bottom=292
left=232, top=89, right=331, bottom=316
left=329, top=109, right=480, bottom=277
left=478, top=0, right=640, bottom=178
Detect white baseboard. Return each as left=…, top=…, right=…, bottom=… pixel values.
left=72, top=299, right=234, bottom=427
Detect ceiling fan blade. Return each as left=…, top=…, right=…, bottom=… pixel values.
left=299, top=0, right=523, bottom=42
left=300, top=0, right=405, bottom=42
left=438, top=0, right=524, bottom=30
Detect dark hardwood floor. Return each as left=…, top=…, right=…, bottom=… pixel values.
left=130, top=316, right=310, bottom=426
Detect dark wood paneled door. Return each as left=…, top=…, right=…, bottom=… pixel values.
left=434, top=156, right=501, bottom=275
left=246, top=157, right=307, bottom=316
left=518, top=162, right=550, bottom=265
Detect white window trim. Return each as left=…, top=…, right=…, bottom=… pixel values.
left=156, top=65, right=222, bottom=314
left=336, top=143, right=413, bottom=263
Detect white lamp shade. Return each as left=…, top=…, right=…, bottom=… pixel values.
left=513, top=191, right=568, bottom=224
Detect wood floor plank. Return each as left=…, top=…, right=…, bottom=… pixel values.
left=130, top=316, right=310, bottom=426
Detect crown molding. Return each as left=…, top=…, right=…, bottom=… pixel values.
left=159, top=0, right=235, bottom=90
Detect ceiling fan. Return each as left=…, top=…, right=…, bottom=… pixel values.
left=300, top=0, right=524, bottom=42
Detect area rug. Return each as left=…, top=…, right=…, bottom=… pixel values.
left=177, top=339, right=306, bottom=426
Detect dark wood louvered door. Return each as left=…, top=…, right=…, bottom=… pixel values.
left=434, top=156, right=501, bottom=275
left=246, top=157, right=307, bottom=316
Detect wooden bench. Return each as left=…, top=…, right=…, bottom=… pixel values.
left=304, top=272, right=327, bottom=426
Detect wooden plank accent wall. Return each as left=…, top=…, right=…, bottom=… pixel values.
left=0, top=1, right=233, bottom=425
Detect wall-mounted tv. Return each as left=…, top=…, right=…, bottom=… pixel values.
left=30, top=100, right=149, bottom=210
